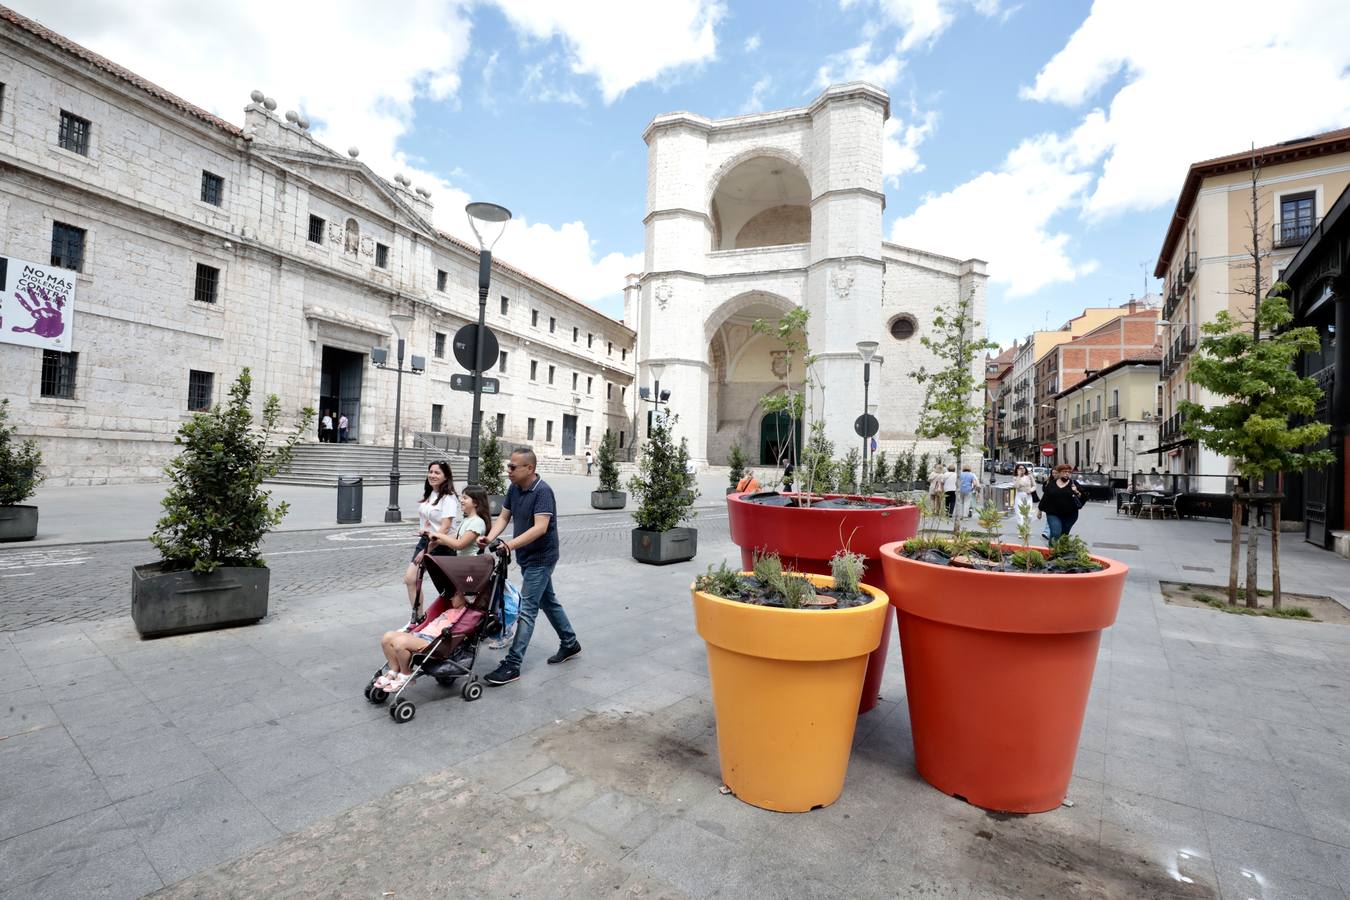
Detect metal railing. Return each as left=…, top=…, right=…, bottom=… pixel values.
left=1273, top=217, right=1320, bottom=249
left=1092, top=410, right=1102, bottom=424
left=1181, top=251, right=1197, bottom=284
left=1160, top=410, right=1188, bottom=441
left=1107, top=403, right=1120, bottom=419
left=1071, top=415, right=1082, bottom=429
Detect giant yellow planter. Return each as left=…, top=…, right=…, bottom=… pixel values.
left=691, top=573, right=889, bottom=812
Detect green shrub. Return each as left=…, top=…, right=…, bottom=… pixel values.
left=753, top=548, right=787, bottom=594
left=781, top=574, right=815, bottom=610
left=830, top=549, right=866, bottom=594
left=0, top=399, right=44, bottom=506
left=695, top=561, right=743, bottom=599
left=480, top=424, right=507, bottom=495
left=596, top=428, right=621, bottom=492
left=727, top=441, right=747, bottom=487
left=629, top=413, right=697, bottom=532
left=1009, top=549, right=1045, bottom=571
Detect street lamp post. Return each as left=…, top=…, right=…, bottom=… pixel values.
left=374, top=312, right=422, bottom=522
left=465, top=201, right=513, bottom=486
left=640, top=362, right=671, bottom=432
left=857, top=341, right=878, bottom=487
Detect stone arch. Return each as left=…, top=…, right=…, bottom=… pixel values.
left=705, top=146, right=808, bottom=213
left=344, top=218, right=360, bottom=254
left=707, top=151, right=812, bottom=251
left=703, top=290, right=799, bottom=358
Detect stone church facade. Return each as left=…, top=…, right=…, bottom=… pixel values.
left=628, top=83, right=988, bottom=468
left=0, top=8, right=635, bottom=484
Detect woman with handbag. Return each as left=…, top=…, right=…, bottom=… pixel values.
left=1037, top=463, right=1084, bottom=543
left=1011, top=464, right=1037, bottom=528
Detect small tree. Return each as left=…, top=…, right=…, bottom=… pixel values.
left=838, top=448, right=860, bottom=490
left=596, top=428, right=621, bottom=493
left=150, top=369, right=313, bottom=574
left=629, top=412, right=699, bottom=532
left=871, top=450, right=889, bottom=486
left=480, top=424, right=507, bottom=495
left=917, top=451, right=931, bottom=487
left=753, top=307, right=832, bottom=500
left=0, top=399, right=45, bottom=507
left=800, top=420, right=837, bottom=493
left=897, top=447, right=917, bottom=487
left=727, top=441, right=747, bottom=488
left=1181, top=293, right=1332, bottom=608
left=912, top=289, right=998, bottom=533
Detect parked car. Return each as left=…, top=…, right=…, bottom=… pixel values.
left=1031, top=466, right=1050, bottom=484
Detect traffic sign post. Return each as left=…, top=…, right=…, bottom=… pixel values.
left=854, top=414, right=879, bottom=439
left=452, top=373, right=499, bottom=394
left=1040, top=443, right=1054, bottom=457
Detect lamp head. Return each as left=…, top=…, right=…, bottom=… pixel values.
left=465, top=201, right=512, bottom=251
left=659, top=389, right=671, bottom=402
left=389, top=313, right=413, bottom=340
left=649, top=362, right=666, bottom=383
left=856, top=340, right=879, bottom=363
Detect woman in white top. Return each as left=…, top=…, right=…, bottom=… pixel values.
left=404, top=461, right=460, bottom=610
left=1011, top=464, right=1037, bottom=529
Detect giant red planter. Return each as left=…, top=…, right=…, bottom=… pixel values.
left=878, top=543, right=1127, bottom=813
left=727, top=492, right=919, bottom=714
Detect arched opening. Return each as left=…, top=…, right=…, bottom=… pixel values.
left=759, top=410, right=802, bottom=466
left=344, top=218, right=360, bottom=254
left=709, top=156, right=811, bottom=251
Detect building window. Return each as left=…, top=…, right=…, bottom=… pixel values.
left=501, top=295, right=509, bottom=315
left=58, top=110, right=90, bottom=155
left=200, top=171, right=224, bottom=206
left=188, top=370, right=214, bottom=411
left=608, top=341, right=613, bottom=356
left=434, top=332, right=446, bottom=358
left=548, top=365, right=555, bottom=385
left=546, top=420, right=554, bottom=442
left=587, top=376, right=593, bottom=393
left=619, top=430, right=625, bottom=448
left=572, top=372, right=578, bottom=389
left=531, top=309, right=539, bottom=327
left=50, top=222, right=86, bottom=271
left=1112, top=433, right=1119, bottom=467
left=549, top=317, right=556, bottom=334
left=431, top=404, right=443, bottom=432
left=530, top=361, right=538, bottom=381
left=622, top=348, right=627, bottom=361
left=495, top=412, right=506, bottom=435
left=588, top=333, right=593, bottom=348
left=193, top=263, right=220, bottom=304
left=585, top=425, right=592, bottom=446
left=621, top=386, right=627, bottom=401
left=1278, top=193, right=1316, bottom=246
left=527, top=417, right=536, bottom=440
left=573, top=327, right=579, bottom=342
left=375, top=243, right=390, bottom=268
left=436, top=269, right=448, bottom=291
left=0, top=84, right=5, bottom=120
left=606, top=383, right=613, bottom=400
left=888, top=315, right=917, bottom=341
left=40, top=350, right=77, bottom=399
left=307, top=214, right=325, bottom=244
left=498, top=351, right=508, bottom=372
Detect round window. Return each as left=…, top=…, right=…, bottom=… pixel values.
left=889, top=315, right=917, bottom=341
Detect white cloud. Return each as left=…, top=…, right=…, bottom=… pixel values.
left=18, top=0, right=639, bottom=309
left=491, top=0, right=725, bottom=103
left=744, top=33, right=761, bottom=52
left=739, top=76, right=773, bottom=114
left=521, top=57, right=586, bottom=106
left=815, top=40, right=904, bottom=88
left=882, top=110, right=936, bottom=185
left=841, top=0, right=1005, bottom=51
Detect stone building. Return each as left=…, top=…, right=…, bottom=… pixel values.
left=0, top=7, right=634, bottom=484
left=629, top=83, right=988, bottom=468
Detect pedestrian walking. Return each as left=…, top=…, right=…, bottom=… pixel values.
left=404, top=461, right=459, bottom=616
left=782, top=460, right=795, bottom=493
left=584, top=447, right=594, bottom=475
left=958, top=464, right=978, bottom=518
left=320, top=410, right=335, bottom=443
left=480, top=448, right=580, bottom=686
left=736, top=470, right=760, bottom=493
left=338, top=413, right=349, bottom=443
left=943, top=465, right=958, bottom=517
left=1037, top=463, right=1084, bottom=543
left=927, top=463, right=946, bottom=515
left=1011, top=464, right=1036, bottom=528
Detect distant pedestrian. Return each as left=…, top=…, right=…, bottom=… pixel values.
left=782, top=460, right=795, bottom=493
left=338, top=413, right=349, bottom=443
left=480, top=448, right=580, bottom=686
left=958, top=464, right=978, bottom=518
left=943, top=465, right=958, bottom=516
left=320, top=411, right=335, bottom=443
left=1011, top=464, right=1036, bottom=529
left=928, top=463, right=946, bottom=514
left=1037, top=463, right=1084, bottom=543
left=736, top=470, right=760, bottom=493
left=584, top=447, right=594, bottom=475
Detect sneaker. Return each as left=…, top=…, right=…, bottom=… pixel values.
left=547, top=642, right=582, bottom=665
left=484, top=663, right=520, bottom=686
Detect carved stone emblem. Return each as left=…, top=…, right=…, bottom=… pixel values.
left=831, top=267, right=854, bottom=301
left=359, top=236, right=375, bottom=258
left=655, top=282, right=673, bottom=311
left=771, top=350, right=791, bottom=381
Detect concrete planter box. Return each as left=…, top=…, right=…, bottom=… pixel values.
left=591, top=490, right=628, bottom=510
left=131, top=563, right=270, bottom=638
left=632, top=526, right=697, bottom=565
left=0, top=505, right=38, bottom=542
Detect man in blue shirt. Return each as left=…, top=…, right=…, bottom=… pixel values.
left=479, top=447, right=580, bottom=685
left=957, top=464, right=979, bottom=519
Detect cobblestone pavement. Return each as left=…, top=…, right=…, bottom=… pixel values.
left=0, top=511, right=730, bottom=632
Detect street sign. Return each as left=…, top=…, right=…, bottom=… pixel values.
left=451, top=373, right=500, bottom=394
left=1040, top=443, right=1054, bottom=457
left=452, top=324, right=499, bottom=372
left=854, top=414, right=879, bottom=439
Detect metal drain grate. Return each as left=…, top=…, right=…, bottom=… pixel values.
left=1094, top=542, right=1140, bottom=551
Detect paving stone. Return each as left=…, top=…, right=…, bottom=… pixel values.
left=0, top=843, right=163, bottom=900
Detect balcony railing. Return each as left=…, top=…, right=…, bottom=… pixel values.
left=1181, top=251, right=1197, bottom=285
left=1091, top=410, right=1101, bottom=424
left=1273, top=217, right=1321, bottom=250
left=1160, top=410, right=1189, bottom=442
left=1071, top=415, right=1082, bottom=429
left=1107, top=403, right=1120, bottom=419
left=1162, top=324, right=1197, bottom=377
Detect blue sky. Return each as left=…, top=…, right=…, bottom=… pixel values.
left=26, top=0, right=1350, bottom=344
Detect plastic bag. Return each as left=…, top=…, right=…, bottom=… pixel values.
left=502, top=580, right=520, bottom=631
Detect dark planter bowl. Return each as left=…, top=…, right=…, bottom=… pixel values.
left=591, top=490, right=628, bottom=510
left=726, top=491, right=919, bottom=714
left=132, top=563, right=270, bottom=638
left=632, top=526, right=697, bottom=565
left=0, top=505, right=38, bottom=542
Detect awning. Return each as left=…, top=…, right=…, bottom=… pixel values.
left=1138, top=436, right=1194, bottom=455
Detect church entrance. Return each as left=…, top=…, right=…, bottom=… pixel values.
left=759, top=411, right=802, bottom=465
left=319, top=346, right=364, bottom=442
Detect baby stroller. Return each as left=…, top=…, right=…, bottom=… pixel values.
left=364, top=542, right=510, bottom=723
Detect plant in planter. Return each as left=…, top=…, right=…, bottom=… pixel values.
left=590, top=428, right=627, bottom=510
left=629, top=412, right=698, bottom=564
left=895, top=447, right=917, bottom=491
left=869, top=450, right=888, bottom=492
left=133, top=370, right=313, bottom=638
left=838, top=448, right=860, bottom=493
left=881, top=287, right=1127, bottom=813
left=726, top=441, right=747, bottom=494
left=480, top=424, right=508, bottom=515
left=690, top=549, right=889, bottom=812
left=0, top=399, right=45, bottom=542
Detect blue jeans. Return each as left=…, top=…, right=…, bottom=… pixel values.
left=1045, top=513, right=1077, bottom=542
left=504, top=562, right=576, bottom=668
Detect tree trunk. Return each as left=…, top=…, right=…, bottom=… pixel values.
left=1227, top=497, right=1242, bottom=606
left=1245, top=480, right=1260, bottom=608
left=1271, top=497, right=1282, bottom=609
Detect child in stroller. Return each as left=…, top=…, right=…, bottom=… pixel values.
left=365, top=543, right=510, bottom=723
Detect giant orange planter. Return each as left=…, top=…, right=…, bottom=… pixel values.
left=878, top=544, right=1126, bottom=813
left=691, top=573, right=889, bottom=812
left=726, top=492, right=918, bottom=714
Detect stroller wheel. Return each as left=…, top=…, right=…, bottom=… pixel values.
left=390, top=700, right=416, bottom=723
left=368, top=687, right=388, bottom=704
left=462, top=679, right=484, bottom=702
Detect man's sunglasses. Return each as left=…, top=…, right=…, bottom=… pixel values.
left=507, top=462, right=532, bottom=471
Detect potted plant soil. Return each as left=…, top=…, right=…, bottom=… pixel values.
left=480, top=424, right=507, bottom=516
left=725, top=441, right=747, bottom=495
left=0, top=399, right=45, bottom=542
left=132, top=370, right=312, bottom=638
left=590, top=428, right=627, bottom=510
left=882, top=289, right=1126, bottom=813
left=691, top=550, right=888, bottom=812
left=629, top=412, right=698, bottom=564
left=727, top=310, right=918, bottom=713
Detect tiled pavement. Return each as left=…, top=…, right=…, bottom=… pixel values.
left=2, top=504, right=1349, bottom=898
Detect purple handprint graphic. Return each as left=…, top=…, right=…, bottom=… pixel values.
left=11, top=283, right=65, bottom=339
